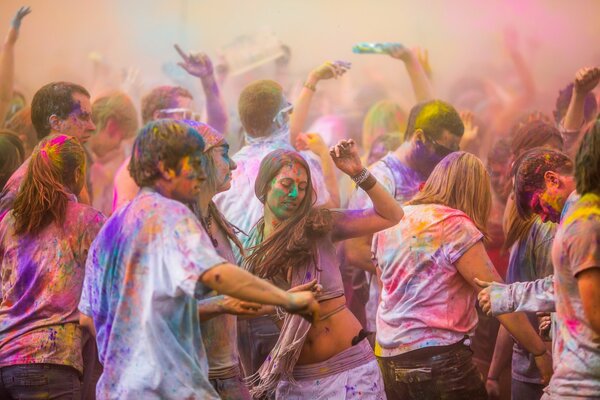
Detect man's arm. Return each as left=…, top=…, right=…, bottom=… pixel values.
left=0, top=6, right=30, bottom=124
left=175, top=44, right=228, bottom=134
left=563, top=67, right=600, bottom=132
left=578, top=268, right=600, bottom=335
left=475, top=275, right=556, bottom=316
left=387, top=44, right=434, bottom=102
left=200, top=263, right=318, bottom=320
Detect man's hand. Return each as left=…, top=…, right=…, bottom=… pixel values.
left=387, top=44, right=413, bottom=63
left=474, top=277, right=507, bottom=316
left=218, top=296, right=263, bottom=316
left=308, top=60, right=351, bottom=82
left=284, top=291, right=320, bottom=323
left=329, top=139, right=363, bottom=177
left=574, top=67, right=600, bottom=96
left=174, top=44, right=214, bottom=79
left=7, top=6, right=31, bottom=45
left=460, top=111, right=480, bottom=142
left=295, top=133, right=329, bottom=158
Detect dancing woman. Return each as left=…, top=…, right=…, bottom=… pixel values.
left=245, top=139, right=403, bottom=399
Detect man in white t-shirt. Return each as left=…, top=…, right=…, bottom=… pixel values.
left=78, top=120, right=318, bottom=399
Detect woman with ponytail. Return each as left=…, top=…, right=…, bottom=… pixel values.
left=0, top=134, right=105, bottom=399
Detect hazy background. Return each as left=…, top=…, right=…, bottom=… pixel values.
left=2, top=0, right=599, bottom=116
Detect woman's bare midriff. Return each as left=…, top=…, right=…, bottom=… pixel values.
left=296, top=295, right=364, bottom=365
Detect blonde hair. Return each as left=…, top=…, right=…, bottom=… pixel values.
left=407, top=151, right=491, bottom=236
left=362, top=100, right=406, bottom=154
left=92, top=91, right=138, bottom=139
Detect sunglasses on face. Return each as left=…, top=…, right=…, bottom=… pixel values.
left=428, top=136, right=459, bottom=157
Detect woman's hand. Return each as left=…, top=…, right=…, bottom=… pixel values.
left=308, top=60, right=351, bottom=82
left=295, top=133, right=329, bottom=158
left=329, top=139, right=363, bottom=177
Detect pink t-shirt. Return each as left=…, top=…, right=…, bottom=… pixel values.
left=373, top=204, right=483, bottom=357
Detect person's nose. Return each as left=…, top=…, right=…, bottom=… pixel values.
left=288, top=185, right=298, bottom=199
left=87, top=120, right=96, bottom=132
left=229, top=159, right=237, bottom=171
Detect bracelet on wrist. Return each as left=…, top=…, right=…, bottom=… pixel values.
left=303, top=81, right=317, bottom=92
left=351, top=168, right=377, bottom=191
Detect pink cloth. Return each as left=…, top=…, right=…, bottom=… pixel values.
left=373, top=204, right=483, bottom=357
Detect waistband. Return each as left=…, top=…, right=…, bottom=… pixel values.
left=380, top=336, right=471, bottom=363
left=208, top=364, right=240, bottom=380
left=292, top=339, right=374, bottom=381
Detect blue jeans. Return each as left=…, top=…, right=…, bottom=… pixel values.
left=210, top=375, right=251, bottom=400
left=377, top=342, right=487, bottom=400
left=512, top=378, right=544, bottom=400
left=237, top=316, right=279, bottom=377
left=0, top=364, right=81, bottom=400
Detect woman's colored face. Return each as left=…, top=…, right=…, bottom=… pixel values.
left=265, top=162, right=309, bottom=221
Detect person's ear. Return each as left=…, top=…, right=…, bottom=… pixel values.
left=48, top=114, right=62, bottom=132
left=543, top=171, right=560, bottom=189
left=412, top=129, right=426, bottom=143
left=157, top=160, right=176, bottom=181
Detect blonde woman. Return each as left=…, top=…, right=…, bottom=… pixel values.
left=372, top=151, right=553, bottom=400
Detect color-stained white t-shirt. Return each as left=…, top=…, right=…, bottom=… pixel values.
left=374, top=204, right=483, bottom=357
left=79, top=189, right=226, bottom=399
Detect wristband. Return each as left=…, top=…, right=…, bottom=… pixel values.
left=359, top=173, right=377, bottom=191
left=304, top=81, right=317, bottom=92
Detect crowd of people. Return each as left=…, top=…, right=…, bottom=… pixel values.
left=0, top=5, right=599, bottom=400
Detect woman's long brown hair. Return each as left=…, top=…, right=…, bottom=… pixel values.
left=12, top=135, right=85, bottom=235
left=243, top=149, right=334, bottom=279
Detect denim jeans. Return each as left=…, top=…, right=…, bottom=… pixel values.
left=237, top=316, right=280, bottom=378
left=377, top=343, right=487, bottom=400
left=0, top=364, right=81, bottom=400
left=210, top=374, right=251, bottom=400
left=512, top=378, right=544, bottom=400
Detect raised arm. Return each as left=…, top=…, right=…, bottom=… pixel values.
left=456, top=242, right=552, bottom=384
left=0, top=6, right=30, bottom=125
left=327, top=139, right=403, bottom=242
left=296, top=132, right=340, bottom=208
left=562, top=67, right=600, bottom=154
left=289, top=60, right=350, bottom=147
left=387, top=44, right=434, bottom=102
left=200, top=263, right=319, bottom=321
left=175, top=44, right=228, bottom=134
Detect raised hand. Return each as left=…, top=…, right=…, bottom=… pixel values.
left=329, top=139, right=364, bottom=177
left=460, top=111, right=480, bottom=141
left=574, top=67, right=600, bottom=96
left=295, top=132, right=329, bottom=157
left=8, top=6, right=31, bottom=44
left=174, top=44, right=214, bottom=79
left=387, top=43, right=413, bottom=62
left=309, top=60, right=351, bottom=81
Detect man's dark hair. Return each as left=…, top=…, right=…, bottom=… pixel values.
left=140, top=86, right=193, bottom=124
left=514, top=148, right=574, bottom=218
left=238, top=80, right=283, bottom=138
left=575, top=118, right=600, bottom=196
left=405, top=99, right=464, bottom=141
left=128, top=119, right=205, bottom=187
left=31, top=82, right=90, bottom=140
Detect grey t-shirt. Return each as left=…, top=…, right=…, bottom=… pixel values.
left=506, top=217, right=556, bottom=383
